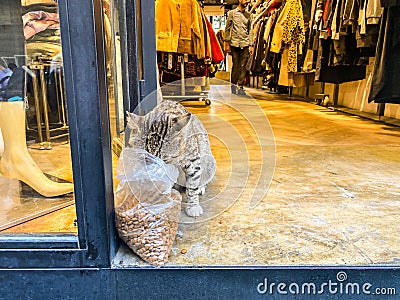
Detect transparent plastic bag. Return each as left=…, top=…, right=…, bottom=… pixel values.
left=115, top=148, right=182, bottom=266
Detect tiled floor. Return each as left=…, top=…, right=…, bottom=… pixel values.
left=116, top=85, right=400, bottom=266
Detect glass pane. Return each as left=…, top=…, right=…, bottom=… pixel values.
left=112, top=0, right=400, bottom=269
left=104, top=0, right=125, bottom=151
left=0, top=0, right=76, bottom=234
left=103, top=0, right=125, bottom=200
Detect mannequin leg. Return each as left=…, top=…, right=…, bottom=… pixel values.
left=0, top=101, right=73, bottom=197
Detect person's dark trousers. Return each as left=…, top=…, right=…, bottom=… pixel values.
left=231, top=46, right=250, bottom=87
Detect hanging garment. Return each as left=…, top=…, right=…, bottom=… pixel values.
left=22, top=4, right=58, bottom=13
left=1, top=67, right=25, bottom=101
left=22, top=11, right=59, bottom=40
left=22, top=2, right=62, bottom=61
left=155, top=0, right=180, bottom=53
left=278, top=47, right=290, bottom=86
left=368, top=5, right=400, bottom=103
left=315, top=37, right=366, bottom=83
left=322, top=0, right=334, bottom=32
left=189, top=1, right=207, bottom=59
left=204, top=18, right=224, bottom=64
left=155, top=0, right=205, bottom=57
left=268, top=0, right=283, bottom=15
left=354, top=0, right=382, bottom=51
left=342, top=0, right=358, bottom=26
left=270, top=0, right=305, bottom=72
left=178, top=0, right=196, bottom=54
left=262, top=9, right=281, bottom=87
left=366, top=0, right=384, bottom=24
left=263, top=12, right=275, bottom=47
left=0, top=69, right=12, bottom=102
left=179, top=0, right=206, bottom=57
left=330, top=0, right=342, bottom=40
left=216, top=29, right=225, bottom=51
left=381, top=0, right=400, bottom=5
left=247, top=19, right=266, bottom=74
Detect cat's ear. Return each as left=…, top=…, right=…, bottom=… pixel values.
left=126, top=112, right=142, bottom=130
left=171, top=113, right=191, bottom=133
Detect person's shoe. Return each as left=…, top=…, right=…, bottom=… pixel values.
left=231, top=85, right=237, bottom=94
left=237, top=87, right=247, bottom=95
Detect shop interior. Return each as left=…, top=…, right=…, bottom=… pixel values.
left=0, top=0, right=400, bottom=266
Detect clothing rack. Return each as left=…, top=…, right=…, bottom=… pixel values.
left=27, top=57, right=69, bottom=149
left=161, top=54, right=211, bottom=106
left=155, top=0, right=221, bottom=106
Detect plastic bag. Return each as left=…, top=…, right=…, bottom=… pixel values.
left=115, top=148, right=182, bottom=266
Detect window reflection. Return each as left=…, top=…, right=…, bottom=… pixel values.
left=104, top=0, right=125, bottom=149
left=0, top=0, right=75, bottom=234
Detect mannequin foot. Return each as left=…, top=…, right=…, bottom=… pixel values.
left=0, top=155, right=74, bottom=197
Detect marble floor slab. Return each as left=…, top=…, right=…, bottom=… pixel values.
left=115, top=85, right=400, bottom=267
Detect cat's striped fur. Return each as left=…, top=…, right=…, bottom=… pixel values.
left=127, top=100, right=216, bottom=217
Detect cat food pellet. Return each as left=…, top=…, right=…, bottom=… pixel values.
left=115, top=189, right=181, bottom=266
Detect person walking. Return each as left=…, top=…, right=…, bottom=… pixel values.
left=224, top=0, right=254, bottom=95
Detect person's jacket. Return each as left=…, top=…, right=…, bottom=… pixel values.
left=224, top=8, right=253, bottom=48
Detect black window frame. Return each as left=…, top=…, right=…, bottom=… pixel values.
left=0, top=0, right=117, bottom=269
left=0, top=2, right=399, bottom=296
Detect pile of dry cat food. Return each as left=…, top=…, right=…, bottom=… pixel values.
left=115, top=148, right=182, bottom=266
left=115, top=183, right=181, bottom=266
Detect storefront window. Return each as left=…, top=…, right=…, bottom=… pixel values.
left=106, top=0, right=400, bottom=270
left=103, top=1, right=126, bottom=203
left=0, top=0, right=76, bottom=234
left=104, top=0, right=125, bottom=146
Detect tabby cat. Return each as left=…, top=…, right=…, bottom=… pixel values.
left=127, top=100, right=216, bottom=217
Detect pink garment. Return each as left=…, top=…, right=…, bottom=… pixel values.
left=23, top=11, right=59, bottom=40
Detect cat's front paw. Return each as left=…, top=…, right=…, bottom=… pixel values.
left=185, top=204, right=203, bottom=218
left=199, top=186, right=206, bottom=195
